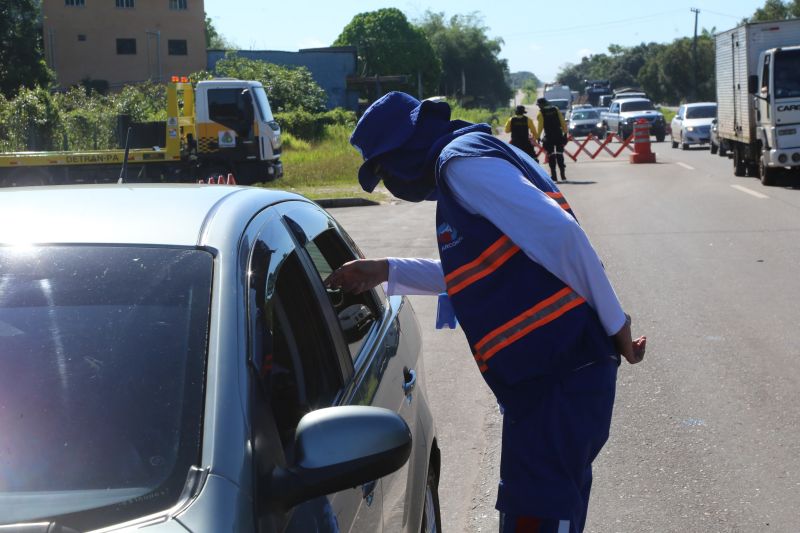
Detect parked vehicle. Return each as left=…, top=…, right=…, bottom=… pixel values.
left=568, top=108, right=603, bottom=138
left=715, top=19, right=800, bottom=185
left=670, top=102, right=717, bottom=149
left=543, top=83, right=573, bottom=104
left=602, top=98, right=667, bottom=141
left=710, top=118, right=728, bottom=156
left=611, top=87, right=648, bottom=101
left=584, top=79, right=613, bottom=107
left=0, top=79, right=283, bottom=187
left=0, top=184, right=440, bottom=533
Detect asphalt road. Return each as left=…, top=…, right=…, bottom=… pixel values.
left=328, top=138, right=800, bottom=532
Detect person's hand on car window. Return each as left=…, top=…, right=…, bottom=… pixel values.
left=324, top=259, right=389, bottom=294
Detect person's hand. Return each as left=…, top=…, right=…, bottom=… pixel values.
left=324, top=259, right=389, bottom=294
left=613, top=314, right=646, bottom=365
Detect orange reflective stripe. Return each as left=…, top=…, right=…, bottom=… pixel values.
left=445, top=235, right=520, bottom=296
left=474, top=287, right=586, bottom=363
left=545, top=191, right=571, bottom=211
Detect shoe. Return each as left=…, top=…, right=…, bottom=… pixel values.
left=560, top=170, right=566, bottom=180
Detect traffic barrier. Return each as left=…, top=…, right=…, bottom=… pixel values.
left=630, top=119, right=656, bottom=164
left=534, top=131, right=635, bottom=163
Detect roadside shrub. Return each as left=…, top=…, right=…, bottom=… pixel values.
left=280, top=132, right=311, bottom=151
left=4, top=87, right=63, bottom=151
left=275, top=109, right=323, bottom=140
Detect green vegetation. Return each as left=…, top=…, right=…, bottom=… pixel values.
left=746, top=0, right=800, bottom=22
left=0, top=0, right=53, bottom=98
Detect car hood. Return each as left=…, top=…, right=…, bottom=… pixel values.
left=569, top=118, right=600, bottom=126
left=620, top=110, right=663, bottom=119
left=683, top=117, right=714, bottom=127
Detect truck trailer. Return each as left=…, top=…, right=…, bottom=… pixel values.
left=0, top=78, right=283, bottom=187
left=715, top=20, right=800, bottom=185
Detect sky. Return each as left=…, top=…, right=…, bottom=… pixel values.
left=204, top=0, right=767, bottom=83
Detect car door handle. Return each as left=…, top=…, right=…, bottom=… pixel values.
left=402, top=367, right=416, bottom=395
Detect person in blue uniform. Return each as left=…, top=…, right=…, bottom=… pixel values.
left=325, top=92, right=646, bottom=533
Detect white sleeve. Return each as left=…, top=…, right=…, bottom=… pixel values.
left=386, top=257, right=446, bottom=296
left=442, top=156, right=627, bottom=336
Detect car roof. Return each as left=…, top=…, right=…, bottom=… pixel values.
left=618, top=98, right=651, bottom=104
left=683, top=102, right=716, bottom=107
left=0, top=184, right=305, bottom=247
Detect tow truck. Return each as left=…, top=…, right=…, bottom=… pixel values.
left=0, top=78, right=283, bottom=187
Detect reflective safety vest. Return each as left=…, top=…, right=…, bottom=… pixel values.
left=435, top=132, right=614, bottom=417
left=540, top=106, right=564, bottom=141
left=509, top=116, right=531, bottom=145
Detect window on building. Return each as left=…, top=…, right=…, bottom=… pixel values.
left=169, top=0, right=188, bottom=9
left=116, top=38, right=137, bottom=55
left=168, top=39, right=188, bottom=56
left=115, top=0, right=135, bottom=8
left=65, top=0, right=85, bottom=6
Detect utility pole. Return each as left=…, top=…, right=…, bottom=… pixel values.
left=691, top=7, right=700, bottom=101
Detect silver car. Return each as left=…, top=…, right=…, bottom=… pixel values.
left=670, top=102, right=717, bottom=149
left=0, top=185, right=440, bottom=532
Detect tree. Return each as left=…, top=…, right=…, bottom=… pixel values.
left=333, top=8, right=442, bottom=98
left=195, top=54, right=327, bottom=113
left=417, top=11, right=511, bottom=108
left=205, top=12, right=236, bottom=50
left=0, top=0, right=53, bottom=98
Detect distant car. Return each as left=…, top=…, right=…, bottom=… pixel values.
left=671, top=102, right=717, bottom=150
left=0, top=185, right=441, bottom=533
left=710, top=117, right=728, bottom=157
left=602, top=98, right=667, bottom=141
left=568, top=108, right=603, bottom=138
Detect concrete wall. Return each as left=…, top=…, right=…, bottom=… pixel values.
left=207, top=48, right=359, bottom=111
left=42, top=0, right=207, bottom=89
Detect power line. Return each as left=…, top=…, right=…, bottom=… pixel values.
left=504, top=10, right=686, bottom=38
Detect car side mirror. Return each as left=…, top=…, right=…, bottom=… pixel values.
left=267, top=406, right=412, bottom=511
left=748, top=74, right=759, bottom=95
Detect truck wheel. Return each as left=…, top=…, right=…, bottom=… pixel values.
left=671, top=136, right=678, bottom=149
left=655, top=132, right=665, bottom=143
left=759, top=156, right=779, bottom=186
left=719, top=144, right=728, bottom=157
left=733, top=146, right=747, bottom=177
left=710, top=142, right=718, bottom=155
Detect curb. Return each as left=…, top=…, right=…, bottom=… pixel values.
left=316, top=197, right=381, bottom=208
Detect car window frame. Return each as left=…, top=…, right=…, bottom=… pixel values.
left=275, top=201, right=387, bottom=374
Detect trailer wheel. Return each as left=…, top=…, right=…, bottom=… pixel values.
left=733, top=146, right=747, bottom=177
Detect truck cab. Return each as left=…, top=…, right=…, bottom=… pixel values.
left=751, top=46, right=800, bottom=178
left=193, top=79, right=283, bottom=181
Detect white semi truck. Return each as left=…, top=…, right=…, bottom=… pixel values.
left=715, top=20, right=800, bottom=185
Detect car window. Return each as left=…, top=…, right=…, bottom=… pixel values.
left=0, top=245, right=211, bottom=530
left=685, top=105, right=716, bottom=119
left=248, top=232, right=344, bottom=454
left=280, top=203, right=383, bottom=365
left=571, top=110, right=599, bottom=120
left=620, top=100, right=655, bottom=112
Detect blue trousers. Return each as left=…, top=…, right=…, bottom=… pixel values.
left=496, top=359, right=618, bottom=533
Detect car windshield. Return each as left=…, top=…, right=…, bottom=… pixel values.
left=685, top=105, right=716, bottom=119
left=571, top=110, right=599, bottom=120
left=0, top=246, right=212, bottom=530
left=550, top=100, right=569, bottom=111
left=774, top=49, right=800, bottom=99
left=621, top=100, right=655, bottom=112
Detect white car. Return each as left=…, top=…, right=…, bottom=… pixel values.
left=671, top=102, right=717, bottom=150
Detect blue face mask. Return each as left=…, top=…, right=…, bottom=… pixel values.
left=373, top=160, right=437, bottom=202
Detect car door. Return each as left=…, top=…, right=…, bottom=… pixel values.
left=246, top=207, right=379, bottom=532
left=276, top=200, right=427, bottom=533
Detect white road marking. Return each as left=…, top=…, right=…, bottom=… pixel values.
left=731, top=184, right=769, bottom=199
left=676, top=162, right=695, bottom=170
